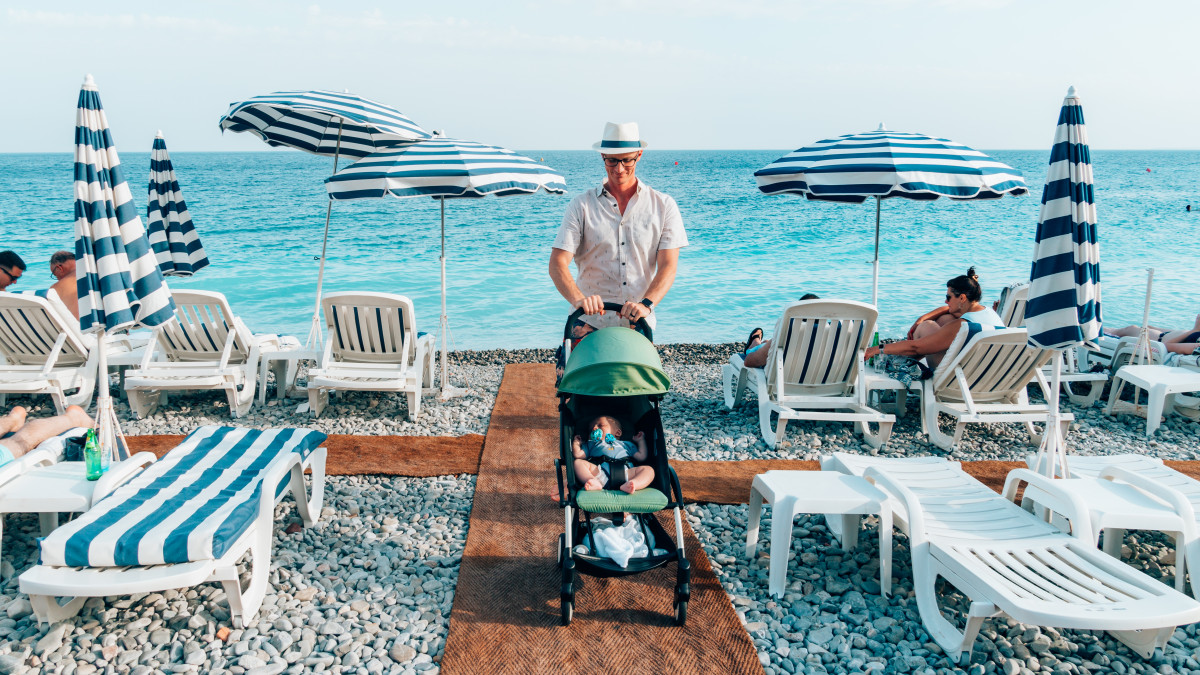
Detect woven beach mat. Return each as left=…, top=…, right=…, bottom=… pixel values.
left=124, top=432, right=483, bottom=477
left=441, top=363, right=762, bottom=675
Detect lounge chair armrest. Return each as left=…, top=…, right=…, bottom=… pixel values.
left=92, top=452, right=158, bottom=503
left=140, top=331, right=162, bottom=369
left=1, top=447, right=58, bottom=486
left=1001, top=468, right=1096, bottom=543
left=863, top=466, right=927, bottom=546
left=39, top=333, right=69, bottom=377
left=1100, top=466, right=1198, bottom=537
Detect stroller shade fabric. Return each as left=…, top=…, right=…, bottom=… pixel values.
left=558, top=327, right=670, bottom=397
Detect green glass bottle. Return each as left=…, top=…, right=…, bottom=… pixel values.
left=84, top=428, right=104, bottom=481
left=868, top=331, right=880, bottom=367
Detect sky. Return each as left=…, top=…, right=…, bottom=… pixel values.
left=2, top=0, right=1198, bottom=153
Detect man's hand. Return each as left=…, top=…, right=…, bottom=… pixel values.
left=620, top=300, right=650, bottom=323
left=574, top=294, right=604, bottom=315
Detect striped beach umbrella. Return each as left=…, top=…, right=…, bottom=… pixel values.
left=1025, top=86, right=1100, bottom=477
left=327, top=136, right=566, bottom=397
left=755, top=125, right=1028, bottom=305
left=74, top=74, right=175, bottom=456
left=218, top=90, right=431, bottom=348
left=147, top=131, right=209, bottom=277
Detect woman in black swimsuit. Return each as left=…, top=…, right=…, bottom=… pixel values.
left=1110, top=314, right=1200, bottom=354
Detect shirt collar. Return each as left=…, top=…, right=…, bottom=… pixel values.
left=597, top=177, right=645, bottom=198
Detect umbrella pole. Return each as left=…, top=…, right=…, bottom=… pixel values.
left=1036, top=350, right=1069, bottom=477
left=307, top=121, right=345, bottom=351
left=872, top=197, right=881, bottom=307
left=438, top=198, right=466, bottom=401
left=95, top=328, right=119, bottom=463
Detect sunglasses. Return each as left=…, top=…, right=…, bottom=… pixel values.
left=603, top=157, right=638, bottom=167
left=945, top=293, right=960, bottom=302
left=0, top=267, right=19, bottom=285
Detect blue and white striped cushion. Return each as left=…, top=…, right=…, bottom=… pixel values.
left=38, top=426, right=326, bottom=568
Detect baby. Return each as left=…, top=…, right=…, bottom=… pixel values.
left=572, top=415, right=655, bottom=494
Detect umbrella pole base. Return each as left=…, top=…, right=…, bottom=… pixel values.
left=439, top=385, right=468, bottom=401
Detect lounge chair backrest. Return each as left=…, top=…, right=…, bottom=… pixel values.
left=0, top=291, right=90, bottom=367
left=766, top=300, right=877, bottom=398
left=156, top=290, right=250, bottom=363
left=996, top=282, right=1029, bottom=328
left=932, top=326, right=1051, bottom=403
left=322, top=291, right=417, bottom=365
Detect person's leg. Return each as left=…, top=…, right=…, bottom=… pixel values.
left=574, top=459, right=605, bottom=490
left=620, top=466, right=655, bottom=494
left=0, top=406, right=28, bottom=437
left=743, top=338, right=771, bottom=368
left=934, top=314, right=956, bottom=328
left=0, top=405, right=90, bottom=460
left=913, top=320, right=942, bottom=340
left=1110, top=324, right=1164, bottom=339
left=1165, top=342, right=1200, bottom=355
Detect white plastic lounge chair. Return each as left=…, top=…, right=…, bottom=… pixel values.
left=823, top=452, right=1200, bottom=662
left=124, top=290, right=284, bottom=418
left=20, top=425, right=326, bottom=628
left=0, top=428, right=156, bottom=563
left=0, top=291, right=100, bottom=413
left=1025, top=453, right=1200, bottom=599
left=921, top=325, right=1071, bottom=451
left=307, top=292, right=435, bottom=420
left=996, top=283, right=1106, bottom=406
left=722, top=299, right=894, bottom=448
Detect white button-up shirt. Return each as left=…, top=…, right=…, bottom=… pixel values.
left=552, top=179, right=688, bottom=329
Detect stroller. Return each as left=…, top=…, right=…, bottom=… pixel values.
left=553, top=303, right=690, bottom=626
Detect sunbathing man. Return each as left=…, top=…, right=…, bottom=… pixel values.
left=740, top=293, right=821, bottom=368
left=0, top=405, right=92, bottom=467
left=48, top=250, right=79, bottom=318
left=1110, top=314, right=1200, bottom=354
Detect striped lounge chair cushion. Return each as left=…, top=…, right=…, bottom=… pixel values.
left=38, top=426, right=326, bottom=568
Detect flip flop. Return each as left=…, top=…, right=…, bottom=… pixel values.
left=744, top=327, right=764, bottom=353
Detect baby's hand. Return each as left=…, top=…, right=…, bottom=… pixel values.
left=633, top=431, right=644, bottom=442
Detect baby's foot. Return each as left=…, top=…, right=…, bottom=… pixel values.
left=620, top=481, right=637, bottom=494
left=583, top=477, right=605, bottom=491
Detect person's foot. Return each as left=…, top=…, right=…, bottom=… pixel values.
left=64, top=405, right=92, bottom=428
left=583, top=477, right=604, bottom=491
left=744, top=327, right=763, bottom=353
left=2, top=405, right=29, bottom=430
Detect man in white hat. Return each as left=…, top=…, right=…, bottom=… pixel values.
left=549, top=122, right=688, bottom=336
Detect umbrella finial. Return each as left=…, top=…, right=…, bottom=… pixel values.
left=1066, top=85, right=1077, bottom=98
left=156, top=129, right=164, bottom=138
left=876, top=122, right=887, bottom=131
left=433, top=129, right=445, bottom=138
left=83, top=74, right=96, bottom=89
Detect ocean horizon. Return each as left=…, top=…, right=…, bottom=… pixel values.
left=3, top=149, right=1198, bottom=350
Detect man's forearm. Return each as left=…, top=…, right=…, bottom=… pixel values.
left=549, top=251, right=583, bottom=304
left=642, top=249, right=679, bottom=305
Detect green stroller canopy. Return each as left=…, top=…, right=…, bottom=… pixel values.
left=558, top=327, right=671, bottom=396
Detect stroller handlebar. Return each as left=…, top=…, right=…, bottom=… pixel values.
left=565, top=302, right=653, bottom=343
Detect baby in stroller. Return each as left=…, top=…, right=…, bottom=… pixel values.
left=572, top=415, right=654, bottom=494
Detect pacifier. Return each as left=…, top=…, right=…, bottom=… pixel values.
left=590, top=428, right=616, bottom=445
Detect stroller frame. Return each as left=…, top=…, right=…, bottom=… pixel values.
left=553, top=305, right=691, bottom=626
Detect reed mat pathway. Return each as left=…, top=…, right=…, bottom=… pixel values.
left=124, top=433, right=484, bottom=477
left=440, top=363, right=763, bottom=675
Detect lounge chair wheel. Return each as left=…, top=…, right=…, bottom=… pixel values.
left=673, top=599, right=687, bottom=626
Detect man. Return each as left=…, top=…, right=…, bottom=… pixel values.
left=0, top=250, right=26, bottom=291
left=48, top=250, right=79, bottom=317
left=549, top=122, right=687, bottom=335
left=0, top=405, right=92, bottom=468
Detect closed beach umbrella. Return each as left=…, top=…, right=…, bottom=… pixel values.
left=1025, top=86, right=1101, bottom=477
left=326, top=136, right=566, bottom=397
left=147, top=131, right=209, bottom=276
left=218, top=90, right=431, bottom=347
left=74, top=75, right=176, bottom=455
left=755, top=125, right=1028, bottom=305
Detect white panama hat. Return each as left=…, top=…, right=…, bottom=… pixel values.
left=592, top=122, right=648, bottom=154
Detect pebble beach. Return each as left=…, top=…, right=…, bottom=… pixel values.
left=1, top=344, right=1198, bottom=675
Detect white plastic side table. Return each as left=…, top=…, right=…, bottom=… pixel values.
left=257, top=348, right=319, bottom=406
left=745, top=470, right=892, bottom=598
left=1106, top=365, right=1200, bottom=436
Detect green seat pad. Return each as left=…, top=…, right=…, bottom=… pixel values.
left=575, top=488, right=668, bottom=514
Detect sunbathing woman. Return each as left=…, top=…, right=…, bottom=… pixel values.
left=1110, top=314, right=1200, bottom=354
left=865, top=268, right=1005, bottom=368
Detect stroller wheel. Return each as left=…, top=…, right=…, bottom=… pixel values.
left=673, top=599, right=687, bottom=626
left=561, top=598, right=574, bottom=626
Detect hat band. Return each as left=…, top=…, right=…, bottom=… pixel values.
left=600, top=140, right=641, bottom=149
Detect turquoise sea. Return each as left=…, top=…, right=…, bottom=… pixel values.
left=1, top=150, right=1198, bottom=350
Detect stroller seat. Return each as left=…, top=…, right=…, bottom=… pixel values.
left=575, top=488, right=668, bottom=514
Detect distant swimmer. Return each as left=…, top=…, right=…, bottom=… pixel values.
left=1188, top=204, right=1192, bottom=212
left=1146, top=168, right=1152, bottom=172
